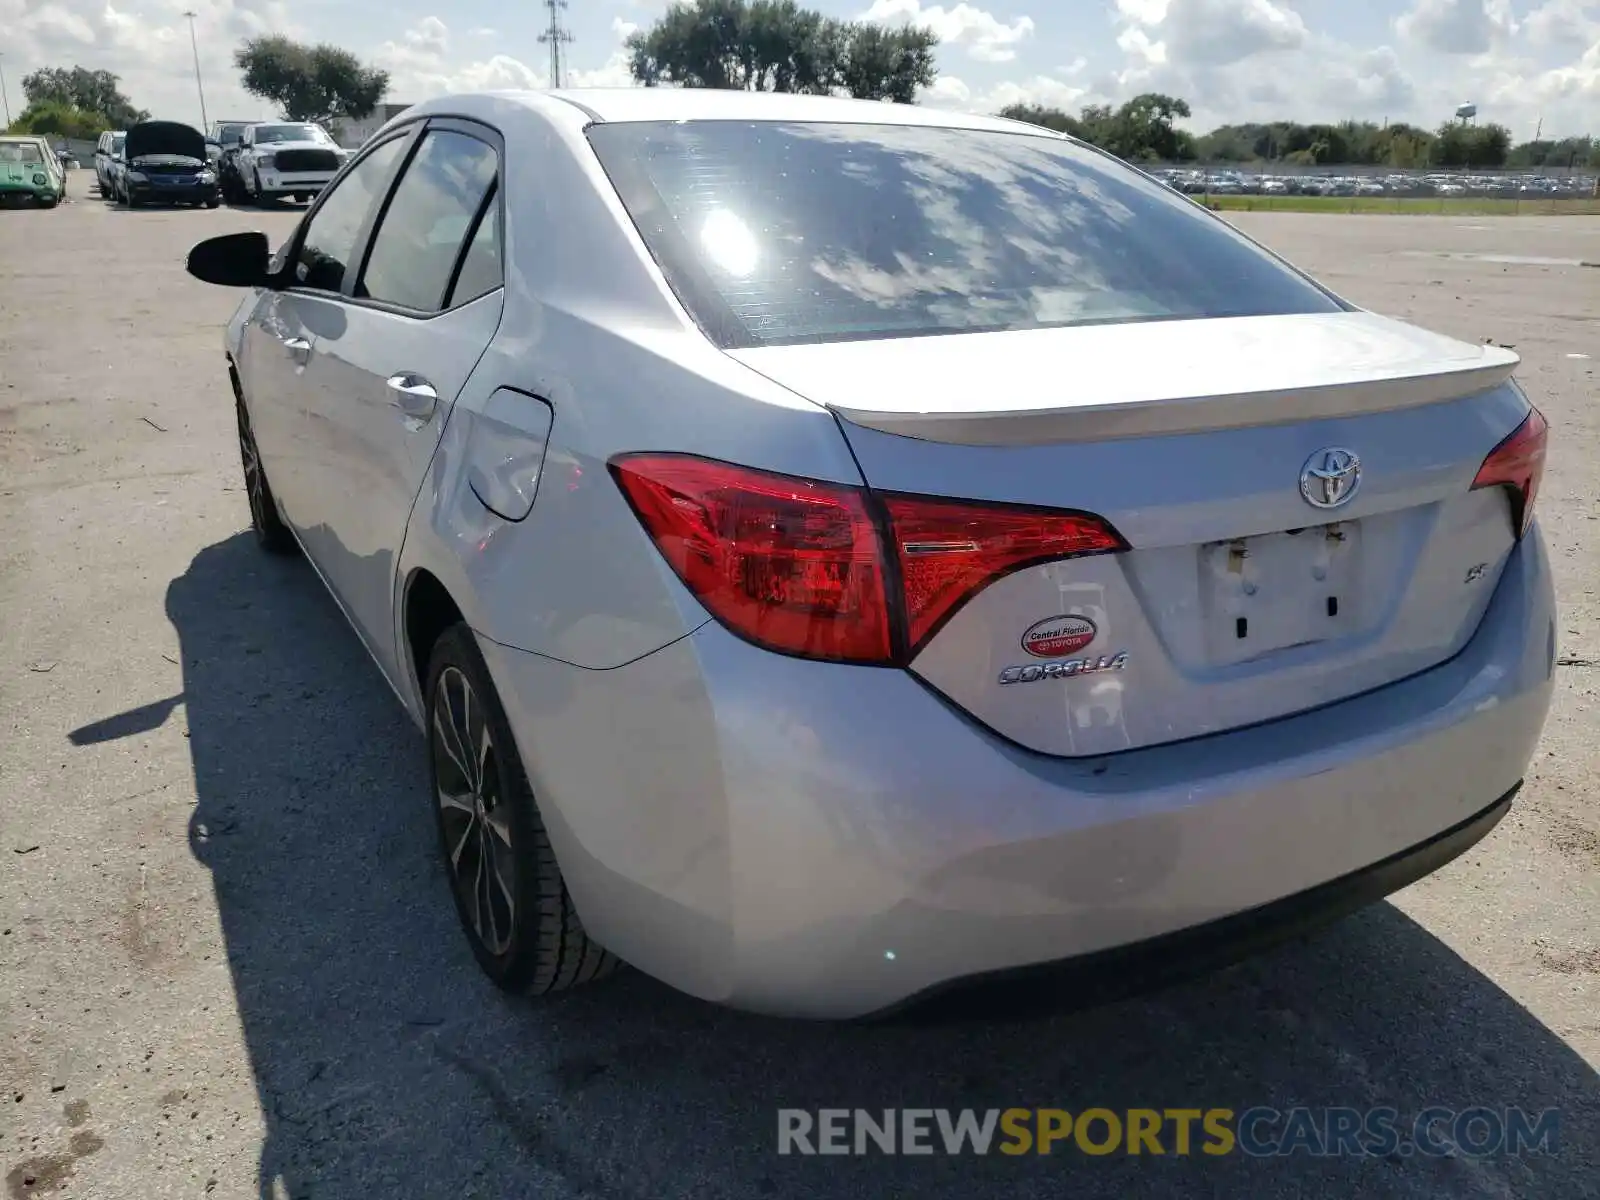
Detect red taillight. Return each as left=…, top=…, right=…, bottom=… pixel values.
left=610, top=453, right=1125, bottom=665
left=610, top=454, right=892, bottom=663
left=1471, top=406, right=1548, bottom=539
left=881, top=493, right=1126, bottom=654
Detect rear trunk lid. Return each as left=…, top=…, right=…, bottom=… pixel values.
left=730, top=310, right=1531, bottom=757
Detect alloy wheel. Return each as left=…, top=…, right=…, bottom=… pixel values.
left=432, top=666, right=516, bottom=956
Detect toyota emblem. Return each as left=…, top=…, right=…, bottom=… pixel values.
left=1299, top=447, right=1362, bottom=509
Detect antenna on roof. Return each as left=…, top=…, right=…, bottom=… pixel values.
left=539, top=0, right=575, bottom=90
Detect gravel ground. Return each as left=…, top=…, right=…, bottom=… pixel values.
left=1, top=193, right=1596, bottom=1200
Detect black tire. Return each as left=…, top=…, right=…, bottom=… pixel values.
left=234, top=395, right=297, bottom=555
left=425, top=623, right=621, bottom=995
left=204, top=198, right=220, bottom=209
left=125, top=192, right=140, bottom=208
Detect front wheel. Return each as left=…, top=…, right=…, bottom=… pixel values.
left=204, top=197, right=220, bottom=209
left=425, top=623, right=621, bottom=995
left=235, top=396, right=296, bottom=555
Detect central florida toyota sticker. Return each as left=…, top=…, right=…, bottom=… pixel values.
left=1021, top=614, right=1098, bottom=659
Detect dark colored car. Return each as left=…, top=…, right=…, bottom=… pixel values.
left=121, top=121, right=220, bottom=208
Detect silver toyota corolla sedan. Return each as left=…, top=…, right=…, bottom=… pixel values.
left=184, top=88, right=1556, bottom=1019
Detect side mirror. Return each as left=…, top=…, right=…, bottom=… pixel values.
left=187, top=232, right=273, bottom=289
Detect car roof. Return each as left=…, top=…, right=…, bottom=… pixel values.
left=412, top=88, right=1045, bottom=137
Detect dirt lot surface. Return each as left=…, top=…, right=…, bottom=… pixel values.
left=2, top=194, right=1597, bottom=1199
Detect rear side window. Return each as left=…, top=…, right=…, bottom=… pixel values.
left=586, top=121, right=1344, bottom=348
left=445, top=188, right=503, bottom=307
left=357, top=129, right=499, bottom=313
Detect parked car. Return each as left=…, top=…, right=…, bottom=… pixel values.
left=0, top=135, right=65, bottom=207
left=183, top=89, right=1556, bottom=1020
left=207, top=120, right=253, bottom=200
left=94, top=130, right=125, bottom=200
left=119, top=120, right=220, bottom=208
left=233, top=121, right=347, bottom=205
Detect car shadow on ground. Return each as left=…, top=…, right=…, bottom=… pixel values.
left=91, top=532, right=1600, bottom=1199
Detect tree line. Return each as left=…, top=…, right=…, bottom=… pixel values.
left=7, top=0, right=1593, bottom=174
left=1004, top=100, right=1594, bottom=171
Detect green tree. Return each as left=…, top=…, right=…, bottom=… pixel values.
left=996, top=103, right=1086, bottom=137
left=999, top=95, right=1195, bottom=162
left=21, top=66, right=146, bottom=127
left=234, top=35, right=389, bottom=125
left=1104, top=93, right=1194, bottom=161
left=626, top=0, right=937, bottom=101
left=9, top=100, right=104, bottom=139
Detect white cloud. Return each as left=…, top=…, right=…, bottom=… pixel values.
left=1116, top=0, right=1308, bottom=69
left=0, top=1, right=299, bottom=123
left=1395, top=0, right=1518, bottom=56
left=858, top=0, right=1035, bottom=64
left=926, top=71, right=1096, bottom=114
left=1521, top=0, right=1600, bottom=51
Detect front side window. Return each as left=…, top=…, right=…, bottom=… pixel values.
left=292, top=136, right=407, bottom=293
left=587, top=120, right=1345, bottom=348
left=357, top=129, right=499, bottom=312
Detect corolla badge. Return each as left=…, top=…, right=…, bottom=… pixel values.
left=999, top=653, right=1128, bottom=685
left=1299, top=447, right=1362, bottom=509
left=1021, top=614, right=1098, bottom=659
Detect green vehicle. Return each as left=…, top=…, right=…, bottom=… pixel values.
left=0, top=136, right=65, bottom=207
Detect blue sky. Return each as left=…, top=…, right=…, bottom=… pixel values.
left=3, top=0, right=1597, bottom=139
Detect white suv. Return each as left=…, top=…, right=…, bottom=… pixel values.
left=235, top=121, right=349, bottom=205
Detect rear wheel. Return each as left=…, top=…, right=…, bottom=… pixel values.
left=235, top=396, right=296, bottom=555
left=425, top=623, right=621, bottom=995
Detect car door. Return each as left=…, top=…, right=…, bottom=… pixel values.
left=290, top=119, right=505, bottom=682
left=237, top=129, right=414, bottom=534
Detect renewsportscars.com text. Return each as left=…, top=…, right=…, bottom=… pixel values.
left=777, top=1107, right=1560, bottom=1158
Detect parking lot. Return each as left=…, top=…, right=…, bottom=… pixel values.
left=2, top=193, right=1597, bottom=1199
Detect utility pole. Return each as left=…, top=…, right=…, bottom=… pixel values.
left=538, top=0, right=575, bottom=90
left=0, top=54, right=12, bottom=128
left=182, top=11, right=209, bottom=131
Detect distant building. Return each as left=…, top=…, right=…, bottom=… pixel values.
left=328, top=104, right=414, bottom=149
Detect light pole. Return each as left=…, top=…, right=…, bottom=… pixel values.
left=182, top=11, right=209, bottom=131
left=0, top=54, right=12, bottom=128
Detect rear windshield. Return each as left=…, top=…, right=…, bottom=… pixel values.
left=586, top=120, right=1345, bottom=348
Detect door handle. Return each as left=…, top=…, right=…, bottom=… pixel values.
left=386, top=373, right=439, bottom=424
left=282, top=336, right=312, bottom=365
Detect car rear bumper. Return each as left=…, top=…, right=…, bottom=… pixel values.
left=479, top=528, right=1556, bottom=1019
